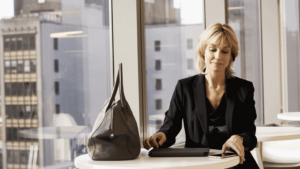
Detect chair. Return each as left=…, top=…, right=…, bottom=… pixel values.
left=261, top=123, right=300, bottom=168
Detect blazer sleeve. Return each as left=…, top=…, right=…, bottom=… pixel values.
left=237, top=82, right=257, bottom=152
left=157, top=80, right=184, bottom=148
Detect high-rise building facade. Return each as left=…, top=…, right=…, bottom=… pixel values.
left=0, top=0, right=111, bottom=168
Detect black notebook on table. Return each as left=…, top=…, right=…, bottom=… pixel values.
left=148, top=148, right=210, bottom=157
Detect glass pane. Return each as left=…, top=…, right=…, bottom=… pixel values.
left=280, top=0, right=300, bottom=112
left=0, top=0, right=111, bottom=168
left=144, top=0, right=204, bottom=144
left=227, top=0, right=263, bottom=125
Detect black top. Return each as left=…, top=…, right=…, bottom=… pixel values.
left=206, top=93, right=230, bottom=149
left=206, top=93, right=227, bottom=132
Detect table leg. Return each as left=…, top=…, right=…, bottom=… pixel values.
left=252, top=142, right=264, bottom=169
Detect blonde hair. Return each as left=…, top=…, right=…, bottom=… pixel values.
left=196, top=23, right=239, bottom=78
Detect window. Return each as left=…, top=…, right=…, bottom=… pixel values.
left=17, top=60, right=24, bottom=73
left=155, top=79, right=162, bottom=90
left=29, top=35, right=35, bottom=50
left=280, top=0, right=300, bottom=112
left=11, top=60, right=17, bottom=73
left=54, top=38, right=58, bottom=50
left=5, top=83, right=12, bottom=96
left=1, top=1, right=111, bottom=168
left=228, top=0, right=263, bottom=125
left=155, top=99, right=162, bottom=110
left=24, top=60, right=30, bottom=73
left=55, top=82, right=59, bottom=95
left=54, top=60, right=59, bottom=72
left=30, top=60, right=36, bottom=72
left=155, top=41, right=160, bottom=51
left=5, top=61, right=10, bottom=74
left=16, top=37, right=22, bottom=50
left=4, top=37, right=10, bottom=51
left=22, top=36, right=29, bottom=50
left=10, top=37, right=16, bottom=51
left=155, top=60, right=161, bottom=70
left=187, top=39, right=193, bottom=49
left=144, top=0, right=203, bottom=142
left=187, top=58, right=193, bottom=69
left=56, top=104, right=60, bottom=114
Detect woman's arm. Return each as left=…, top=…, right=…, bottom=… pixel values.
left=236, top=82, right=257, bottom=152
left=157, top=80, right=184, bottom=148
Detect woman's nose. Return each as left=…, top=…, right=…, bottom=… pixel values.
left=214, top=51, right=220, bottom=60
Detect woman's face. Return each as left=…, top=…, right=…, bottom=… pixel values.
left=204, top=40, right=231, bottom=74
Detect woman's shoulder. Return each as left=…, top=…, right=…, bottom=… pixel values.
left=228, top=76, right=254, bottom=88
left=178, top=74, right=199, bottom=85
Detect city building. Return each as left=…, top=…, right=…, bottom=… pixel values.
left=0, top=0, right=110, bottom=168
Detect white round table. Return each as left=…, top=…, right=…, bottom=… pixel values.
left=255, top=126, right=300, bottom=168
left=75, top=149, right=239, bottom=169
left=277, top=112, right=300, bottom=122
left=256, top=126, right=300, bottom=142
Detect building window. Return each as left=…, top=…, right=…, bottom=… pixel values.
left=187, top=58, right=193, bottom=69
left=187, top=39, right=193, bottom=49
left=155, top=79, right=162, bottom=90
left=155, top=60, right=161, bottom=70
left=5, top=61, right=10, bottom=74
left=155, top=41, right=160, bottom=51
left=22, top=36, right=29, bottom=50
left=4, top=37, right=10, bottom=51
left=54, top=60, right=59, bottom=72
left=24, top=60, right=30, bottom=73
left=11, top=60, right=17, bottom=73
left=16, top=36, right=22, bottom=51
left=10, top=37, right=16, bottom=51
left=54, top=38, right=58, bottom=50
left=30, top=60, right=36, bottom=72
left=156, top=99, right=162, bottom=110
left=29, top=35, right=35, bottom=50
left=56, top=104, right=60, bottom=114
left=5, top=83, right=12, bottom=96
left=55, top=82, right=59, bottom=95
left=17, top=60, right=24, bottom=73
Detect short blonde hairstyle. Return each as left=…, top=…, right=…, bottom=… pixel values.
left=196, top=23, right=239, bottom=78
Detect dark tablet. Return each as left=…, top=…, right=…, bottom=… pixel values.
left=148, top=148, right=210, bottom=157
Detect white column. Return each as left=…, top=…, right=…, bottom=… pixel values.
left=204, top=0, right=227, bottom=28
left=261, top=0, right=281, bottom=124
left=110, top=0, right=145, bottom=141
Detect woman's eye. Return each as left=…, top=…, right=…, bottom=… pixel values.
left=210, top=49, right=216, bottom=52
left=222, top=51, right=229, bottom=54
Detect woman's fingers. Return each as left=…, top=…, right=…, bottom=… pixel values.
left=158, top=134, right=166, bottom=146
left=144, top=138, right=151, bottom=150
left=229, top=143, right=245, bottom=164
left=221, top=144, right=229, bottom=154
left=151, top=135, right=159, bottom=148
left=143, top=132, right=167, bottom=150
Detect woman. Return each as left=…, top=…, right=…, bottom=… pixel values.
left=143, top=23, right=259, bottom=169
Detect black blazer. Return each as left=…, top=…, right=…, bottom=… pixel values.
left=158, top=74, right=258, bottom=169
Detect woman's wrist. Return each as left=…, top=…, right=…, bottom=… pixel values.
left=232, top=135, right=244, bottom=142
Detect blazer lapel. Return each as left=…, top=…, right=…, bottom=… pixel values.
left=193, top=74, right=208, bottom=136
left=225, top=78, right=236, bottom=135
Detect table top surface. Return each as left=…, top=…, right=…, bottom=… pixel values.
left=18, top=126, right=90, bottom=139
left=75, top=149, right=239, bottom=169
left=277, top=112, right=300, bottom=121
left=256, top=126, right=300, bottom=142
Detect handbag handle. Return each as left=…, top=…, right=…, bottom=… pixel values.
left=106, top=63, right=127, bottom=112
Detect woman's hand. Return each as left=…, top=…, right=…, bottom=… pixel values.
left=222, top=135, right=245, bottom=164
left=143, top=132, right=167, bottom=150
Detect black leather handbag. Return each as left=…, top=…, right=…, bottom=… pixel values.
left=87, top=63, right=141, bottom=160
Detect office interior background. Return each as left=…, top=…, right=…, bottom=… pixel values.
left=0, top=0, right=299, bottom=168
